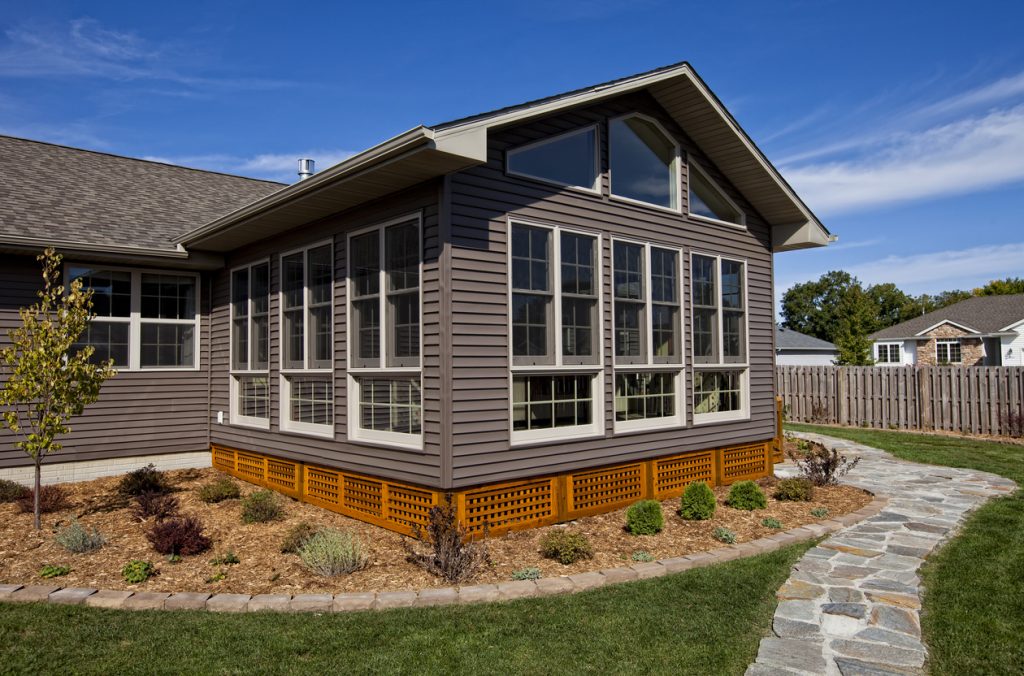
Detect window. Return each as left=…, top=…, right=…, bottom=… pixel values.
left=512, top=375, right=593, bottom=432
left=613, top=240, right=683, bottom=430
left=280, top=242, right=334, bottom=437
left=609, top=114, right=679, bottom=210
left=69, top=266, right=199, bottom=370
left=691, top=253, right=748, bottom=423
left=875, top=343, right=901, bottom=364
left=507, top=125, right=599, bottom=193
left=230, top=262, right=270, bottom=427
left=348, top=215, right=423, bottom=447
left=936, top=339, right=961, bottom=364
left=688, top=161, right=745, bottom=226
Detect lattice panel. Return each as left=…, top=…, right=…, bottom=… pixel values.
left=461, top=478, right=556, bottom=535
left=266, top=458, right=301, bottom=497
left=722, top=443, right=769, bottom=483
left=304, top=466, right=341, bottom=508
left=386, top=484, right=437, bottom=531
left=772, top=444, right=784, bottom=464
left=344, top=475, right=383, bottom=518
left=568, top=463, right=644, bottom=516
left=235, top=452, right=266, bottom=484
left=212, top=446, right=236, bottom=473
left=654, top=451, right=716, bottom=499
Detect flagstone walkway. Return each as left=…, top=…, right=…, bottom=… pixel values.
left=747, top=433, right=1016, bottom=676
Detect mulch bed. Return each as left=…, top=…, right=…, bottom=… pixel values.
left=0, top=467, right=870, bottom=595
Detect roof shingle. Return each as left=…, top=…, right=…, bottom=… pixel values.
left=869, top=294, right=1024, bottom=340
left=775, top=326, right=837, bottom=350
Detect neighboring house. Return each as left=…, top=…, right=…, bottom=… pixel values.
left=0, top=61, right=830, bottom=535
left=869, top=294, right=1024, bottom=367
left=775, top=326, right=838, bottom=365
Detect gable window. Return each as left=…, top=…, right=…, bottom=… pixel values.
left=609, top=114, right=679, bottom=211
left=348, top=214, right=423, bottom=448
left=280, top=242, right=334, bottom=437
left=230, top=262, right=270, bottom=428
left=691, top=253, right=749, bottom=423
left=688, top=161, right=745, bottom=227
left=509, top=220, right=603, bottom=444
left=936, top=339, right=961, bottom=364
left=875, top=342, right=901, bottom=364
left=613, top=240, right=683, bottom=431
left=69, top=266, right=199, bottom=371
left=507, top=125, right=599, bottom=193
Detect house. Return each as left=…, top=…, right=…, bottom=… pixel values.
left=869, top=294, right=1024, bottom=367
left=0, top=62, right=830, bottom=536
left=775, top=326, right=838, bottom=365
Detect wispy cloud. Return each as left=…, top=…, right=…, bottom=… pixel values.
left=141, top=149, right=358, bottom=182
left=844, top=242, right=1024, bottom=292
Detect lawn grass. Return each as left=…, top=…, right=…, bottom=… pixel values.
left=0, top=543, right=810, bottom=676
left=787, top=424, right=1024, bottom=674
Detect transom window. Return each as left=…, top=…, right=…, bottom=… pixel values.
left=936, top=339, right=961, bottom=364
left=506, top=125, right=599, bottom=193
left=875, top=343, right=901, bottom=364
left=688, top=161, right=745, bottom=226
left=230, top=262, right=270, bottom=428
left=348, top=214, right=423, bottom=448
left=691, top=253, right=749, bottom=423
left=69, top=266, right=199, bottom=370
left=609, top=114, right=679, bottom=211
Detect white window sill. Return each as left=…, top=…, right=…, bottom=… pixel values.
left=688, top=213, right=747, bottom=230
left=613, top=417, right=685, bottom=435
left=279, top=422, right=335, bottom=440
left=693, top=410, right=750, bottom=426
left=608, top=193, right=682, bottom=215
left=510, top=428, right=604, bottom=448
left=348, top=431, right=424, bottom=452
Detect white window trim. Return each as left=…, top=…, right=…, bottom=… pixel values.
left=346, top=212, right=424, bottom=449
left=875, top=341, right=903, bottom=366
left=229, top=259, right=271, bottom=430
left=505, top=124, right=601, bottom=195
left=689, top=250, right=751, bottom=426
left=610, top=236, right=685, bottom=433
left=507, top=217, right=605, bottom=446
left=608, top=112, right=682, bottom=214
left=935, top=338, right=962, bottom=364
left=278, top=239, right=335, bottom=438
left=66, top=263, right=201, bottom=372
left=687, top=159, right=747, bottom=228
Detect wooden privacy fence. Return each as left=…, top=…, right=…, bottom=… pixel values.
left=777, top=366, right=1024, bottom=435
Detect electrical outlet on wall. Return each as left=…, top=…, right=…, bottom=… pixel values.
left=217, top=411, right=224, bottom=424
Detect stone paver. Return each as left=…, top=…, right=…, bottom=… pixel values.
left=207, top=594, right=251, bottom=613
left=290, top=593, right=333, bottom=612
left=747, top=433, right=1014, bottom=676
left=9, top=585, right=60, bottom=603
left=333, top=591, right=376, bottom=611
left=165, top=592, right=211, bottom=611
left=416, top=587, right=458, bottom=607
left=49, top=587, right=97, bottom=605
left=123, top=591, right=170, bottom=610
left=248, top=594, right=291, bottom=612
left=85, top=590, right=133, bottom=609
left=375, top=590, right=417, bottom=609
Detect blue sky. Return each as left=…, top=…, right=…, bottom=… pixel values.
left=2, top=1, right=1022, bottom=304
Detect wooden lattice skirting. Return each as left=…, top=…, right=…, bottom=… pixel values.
left=212, top=437, right=780, bottom=538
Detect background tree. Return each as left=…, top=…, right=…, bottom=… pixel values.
left=780, top=270, right=861, bottom=343
left=865, top=282, right=917, bottom=331
left=0, top=249, right=116, bottom=529
left=975, top=277, right=1024, bottom=296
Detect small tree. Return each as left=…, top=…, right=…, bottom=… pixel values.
left=0, top=249, right=116, bottom=529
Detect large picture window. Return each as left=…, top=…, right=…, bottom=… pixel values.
left=348, top=214, right=423, bottom=447
left=506, top=125, right=600, bottom=193
left=691, top=253, right=749, bottom=423
left=230, top=262, right=270, bottom=428
left=280, top=242, right=334, bottom=437
left=69, top=266, right=199, bottom=370
left=609, top=114, right=679, bottom=211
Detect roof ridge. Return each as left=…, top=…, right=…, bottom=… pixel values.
left=0, top=134, right=287, bottom=187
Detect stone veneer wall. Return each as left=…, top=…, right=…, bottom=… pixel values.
left=914, top=323, right=984, bottom=367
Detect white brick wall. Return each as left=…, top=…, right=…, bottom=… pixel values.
left=0, top=451, right=211, bottom=486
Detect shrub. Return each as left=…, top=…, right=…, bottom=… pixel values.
left=792, top=442, right=860, bottom=486
left=774, top=477, right=815, bottom=502
left=55, top=518, right=105, bottom=553
left=726, top=481, right=767, bottom=510
left=512, top=567, right=541, bottom=581
left=241, top=490, right=283, bottom=524
left=39, top=564, right=70, bottom=579
left=280, top=522, right=320, bottom=554
left=762, top=517, right=783, bottom=529
left=539, top=530, right=594, bottom=565
left=299, top=529, right=368, bottom=577
left=210, top=551, right=240, bottom=566
left=133, top=491, right=179, bottom=521
left=16, top=485, right=70, bottom=514
left=631, top=550, right=655, bottom=563
left=198, top=478, right=241, bottom=504
left=626, top=499, right=664, bottom=535
left=811, top=507, right=829, bottom=518
left=679, top=481, right=716, bottom=521
left=404, top=503, right=488, bottom=583
left=117, top=464, right=170, bottom=497
left=146, top=514, right=212, bottom=556
left=122, top=559, right=155, bottom=583
left=713, top=527, right=737, bottom=544
left=0, top=479, right=29, bottom=503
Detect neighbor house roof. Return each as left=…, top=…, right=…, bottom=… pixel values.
left=869, top=294, right=1024, bottom=340
left=0, top=135, right=282, bottom=258
left=775, top=326, right=837, bottom=351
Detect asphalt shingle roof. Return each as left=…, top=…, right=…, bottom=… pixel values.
left=869, top=294, right=1024, bottom=340
left=775, top=326, right=837, bottom=351
left=0, top=135, right=284, bottom=251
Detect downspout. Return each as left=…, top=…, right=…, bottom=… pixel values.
left=206, top=273, right=213, bottom=451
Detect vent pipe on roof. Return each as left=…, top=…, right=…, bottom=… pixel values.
left=297, top=158, right=315, bottom=181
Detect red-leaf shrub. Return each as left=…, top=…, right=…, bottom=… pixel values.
left=16, top=485, right=71, bottom=514
left=146, top=514, right=212, bottom=556
left=133, top=491, right=180, bottom=521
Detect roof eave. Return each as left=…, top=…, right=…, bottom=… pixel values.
left=0, top=235, right=223, bottom=270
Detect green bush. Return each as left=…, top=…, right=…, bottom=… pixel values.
left=55, top=518, right=106, bottom=553
left=39, top=564, right=70, bottom=579
left=713, top=527, right=737, bottom=544
left=679, top=481, right=716, bottom=521
left=626, top=499, right=664, bottom=535
left=241, top=490, right=283, bottom=524
left=280, top=522, right=320, bottom=554
left=117, top=464, right=170, bottom=497
left=0, top=479, right=29, bottom=503
left=761, top=517, right=783, bottom=529
left=539, top=530, right=594, bottom=564
left=198, top=478, right=241, bottom=504
left=122, top=560, right=155, bottom=583
left=631, top=551, right=655, bottom=563
left=210, top=551, right=240, bottom=566
left=726, top=481, right=767, bottom=511
left=811, top=507, right=829, bottom=519
left=511, top=567, right=541, bottom=581
left=298, top=529, right=368, bottom=577
left=774, top=478, right=814, bottom=502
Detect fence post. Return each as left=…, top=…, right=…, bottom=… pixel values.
left=836, top=367, right=847, bottom=426
left=917, top=368, right=932, bottom=431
